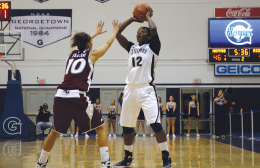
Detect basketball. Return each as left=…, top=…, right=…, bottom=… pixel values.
left=133, top=3, right=150, bottom=22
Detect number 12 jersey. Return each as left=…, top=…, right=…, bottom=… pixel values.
left=126, top=34, right=161, bottom=85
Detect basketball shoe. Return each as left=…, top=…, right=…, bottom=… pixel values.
left=113, top=150, right=135, bottom=167
left=35, top=160, right=48, bottom=168
left=162, top=151, right=172, bottom=168
left=101, top=159, right=112, bottom=168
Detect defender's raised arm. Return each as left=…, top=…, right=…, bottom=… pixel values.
left=90, top=20, right=121, bottom=64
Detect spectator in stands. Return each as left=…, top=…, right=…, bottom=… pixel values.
left=166, top=96, right=177, bottom=138
left=94, top=98, right=102, bottom=114
left=214, top=90, right=227, bottom=138
left=186, top=95, right=200, bottom=137
left=36, top=103, right=52, bottom=137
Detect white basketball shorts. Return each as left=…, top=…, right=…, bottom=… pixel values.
left=120, top=84, right=161, bottom=127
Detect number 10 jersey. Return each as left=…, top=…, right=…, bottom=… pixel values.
left=126, top=34, right=161, bottom=86
left=58, top=50, right=93, bottom=92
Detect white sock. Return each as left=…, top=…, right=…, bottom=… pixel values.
left=99, top=146, right=109, bottom=162
left=124, top=145, right=133, bottom=152
left=76, top=132, right=78, bottom=135
left=39, top=149, right=50, bottom=163
left=158, top=141, right=168, bottom=152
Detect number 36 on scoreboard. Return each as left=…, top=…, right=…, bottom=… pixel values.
left=0, top=1, right=11, bottom=21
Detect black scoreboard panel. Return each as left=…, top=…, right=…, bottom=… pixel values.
left=208, top=48, right=260, bottom=63
left=0, top=1, right=11, bottom=21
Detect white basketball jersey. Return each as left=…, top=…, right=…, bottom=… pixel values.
left=126, top=44, right=159, bottom=85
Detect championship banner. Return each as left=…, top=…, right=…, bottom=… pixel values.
left=215, top=7, right=260, bottom=18
left=10, top=9, right=72, bottom=48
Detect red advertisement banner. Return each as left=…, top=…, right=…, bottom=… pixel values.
left=215, top=8, right=260, bottom=17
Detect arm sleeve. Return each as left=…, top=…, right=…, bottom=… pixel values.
left=47, top=111, right=51, bottom=118
left=149, top=34, right=161, bottom=55
left=126, top=42, right=135, bottom=53
left=37, top=112, right=43, bottom=122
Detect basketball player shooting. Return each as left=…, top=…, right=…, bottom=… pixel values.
left=35, top=20, right=120, bottom=168
left=113, top=7, right=172, bottom=168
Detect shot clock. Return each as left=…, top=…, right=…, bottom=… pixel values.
left=208, top=17, right=260, bottom=63
left=0, top=1, right=11, bottom=21
left=229, top=49, right=249, bottom=57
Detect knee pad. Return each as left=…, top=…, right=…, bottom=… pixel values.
left=150, top=123, right=163, bottom=133
left=123, top=127, right=134, bottom=134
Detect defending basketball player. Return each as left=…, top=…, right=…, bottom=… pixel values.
left=113, top=7, right=172, bottom=168
left=35, top=20, right=121, bottom=168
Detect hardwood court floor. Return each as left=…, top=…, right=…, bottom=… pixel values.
left=0, top=135, right=259, bottom=168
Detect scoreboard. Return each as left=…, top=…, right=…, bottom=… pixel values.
left=208, top=18, right=260, bottom=63
left=0, top=1, right=11, bottom=21
left=209, top=48, right=260, bottom=63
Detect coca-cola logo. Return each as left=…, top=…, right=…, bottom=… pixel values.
left=226, top=8, right=251, bottom=17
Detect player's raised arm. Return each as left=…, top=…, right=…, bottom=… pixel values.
left=146, top=7, right=161, bottom=55
left=116, top=14, right=141, bottom=50
left=90, top=20, right=121, bottom=64
left=146, top=7, right=157, bottom=35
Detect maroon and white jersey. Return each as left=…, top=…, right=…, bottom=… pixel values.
left=58, top=50, right=94, bottom=92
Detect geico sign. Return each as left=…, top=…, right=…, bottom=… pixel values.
left=215, top=64, right=260, bottom=75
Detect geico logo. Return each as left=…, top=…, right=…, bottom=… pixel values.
left=216, top=65, right=260, bottom=74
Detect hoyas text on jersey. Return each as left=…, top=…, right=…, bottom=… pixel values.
left=130, top=47, right=148, bottom=55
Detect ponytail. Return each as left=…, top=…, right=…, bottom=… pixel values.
left=71, top=32, right=91, bottom=51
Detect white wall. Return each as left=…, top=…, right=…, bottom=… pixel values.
left=0, top=0, right=260, bottom=85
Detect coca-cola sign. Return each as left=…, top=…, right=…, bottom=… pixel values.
left=226, top=8, right=251, bottom=17
left=215, top=7, right=260, bottom=17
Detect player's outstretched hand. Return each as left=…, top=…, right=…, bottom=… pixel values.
left=95, top=21, right=107, bottom=36
left=112, top=20, right=121, bottom=33
left=146, top=7, right=153, bottom=20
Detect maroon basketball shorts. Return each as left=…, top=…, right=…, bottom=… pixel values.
left=52, top=89, right=105, bottom=134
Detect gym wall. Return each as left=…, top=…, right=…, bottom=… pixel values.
left=0, top=0, right=259, bottom=85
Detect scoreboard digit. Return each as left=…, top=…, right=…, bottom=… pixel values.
left=0, top=1, right=11, bottom=21
left=209, top=48, right=260, bottom=63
